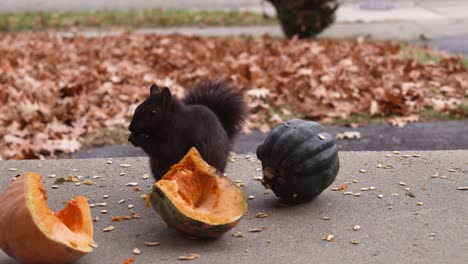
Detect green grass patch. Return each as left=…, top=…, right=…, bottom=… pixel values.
left=0, top=9, right=277, bottom=32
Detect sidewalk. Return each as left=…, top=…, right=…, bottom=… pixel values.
left=1, top=151, right=467, bottom=263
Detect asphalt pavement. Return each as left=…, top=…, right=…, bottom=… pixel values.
left=1, top=151, right=467, bottom=263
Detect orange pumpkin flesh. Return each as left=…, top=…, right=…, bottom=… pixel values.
left=151, top=148, right=247, bottom=237
left=0, top=172, right=95, bottom=264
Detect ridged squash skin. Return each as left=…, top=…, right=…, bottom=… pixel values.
left=0, top=172, right=95, bottom=264
left=256, top=119, right=340, bottom=203
left=150, top=148, right=247, bottom=238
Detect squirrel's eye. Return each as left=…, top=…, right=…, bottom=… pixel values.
left=152, top=110, right=157, bottom=115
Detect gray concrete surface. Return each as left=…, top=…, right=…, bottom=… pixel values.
left=1, top=151, right=467, bottom=263
left=72, top=121, right=468, bottom=158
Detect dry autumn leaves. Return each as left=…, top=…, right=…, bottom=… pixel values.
left=1, top=33, right=467, bottom=159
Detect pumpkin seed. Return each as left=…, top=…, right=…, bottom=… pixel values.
left=72, top=169, right=78, bottom=172
left=416, top=202, right=424, bottom=206
left=447, top=168, right=457, bottom=172
left=359, top=169, right=367, bottom=173
left=318, top=134, right=326, bottom=140
left=107, top=160, right=113, bottom=164
left=102, top=226, right=114, bottom=232
left=439, top=175, right=448, bottom=179
left=255, top=168, right=262, bottom=172
left=120, top=163, right=131, bottom=168
left=48, top=174, right=57, bottom=178
left=89, top=243, right=99, bottom=249
left=142, top=174, right=149, bottom=179
left=256, top=213, right=268, bottom=218
left=377, top=194, right=384, bottom=198
left=93, top=217, right=100, bottom=222
left=232, top=232, right=244, bottom=237
left=103, top=195, right=109, bottom=199
left=412, top=154, right=420, bottom=157
left=393, top=151, right=400, bottom=154
left=248, top=228, right=262, bottom=233
left=402, top=154, right=411, bottom=158
left=322, top=234, right=335, bottom=242
left=96, top=203, right=107, bottom=207
left=353, top=225, right=361, bottom=231
left=353, top=179, right=360, bottom=183
left=322, top=216, right=331, bottom=220
left=118, top=199, right=125, bottom=204
left=457, top=186, right=468, bottom=191
left=119, top=172, right=126, bottom=176
left=133, top=248, right=141, bottom=255
left=391, top=193, right=398, bottom=196
left=247, top=195, right=255, bottom=200
left=144, top=242, right=160, bottom=246
left=51, top=185, right=59, bottom=189
left=93, top=175, right=101, bottom=179
left=350, top=239, right=360, bottom=245
left=8, top=168, right=18, bottom=171
left=126, top=182, right=138, bottom=186
left=353, top=193, right=361, bottom=197
left=100, top=210, right=108, bottom=214
left=128, top=204, right=134, bottom=209
left=89, top=204, right=96, bottom=208
left=399, top=182, right=406, bottom=186
left=361, top=187, right=370, bottom=191
left=83, top=180, right=94, bottom=185
left=178, top=253, right=200, bottom=261
left=369, top=186, right=376, bottom=190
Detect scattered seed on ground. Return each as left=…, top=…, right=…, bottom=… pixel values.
left=83, top=180, right=94, bottom=185
left=178, top=253, right=200, bottom=261
left=97, top=203, right=107, bottom=207
left=93, top=175, right=101, bottom=179
left=103, top=195, right=109, bottom=199
left=118, top=199, right=126, bottom=204
left=359, top=169, right=367, bottom=173
left=391, top=193, right=398, bottom=196
left=439, top=175, right=448, bottom=179
left=8, top=168, right=18, bottom=171
left=256, top=213, right=268, bottom=218
left=232, top=231, right=244, bottom=238
left=142, top=174, right=149, bottom=179
left=350, top=239, right=360, bottom=245
left=144, top=241, right=160, bottom=246
left=255, top=168, right=262, bottom=172
left=75, top=182, right=81, bottom=186
left=93, top=217, right=100, bottom=222
left=377, top=194, right=384, bottom=198
left=457, top=186, right=468, bottom=190
left=353, top=225, right=361, bottom=231
left=361, top=187, right=370, bottom=191
left=248, top=195, right=255, bottom=200
left=248, top=228, right=262, bottom=233
left=128, top=204, right=134, bottom=209
left=322, top=216, right=331, bottom=220
left=106, top=160, right=113, bottom=164
left=318, top=134, right=326, bottom=140
left=126, top=182, right=138, bottom=186
left=353, top=193, right=361, bottom=197
left=51, top=185, right=59, bottom=189
left=343, top=191, right=353, bottom=195
left=416, top=202, right=424, bottom=206
left=369, top=186, right=376, bottom=190
left=133, top=248, right=141, bottom=255
left=100, top=210, right=108, bottom=214
left=353, top=179, right=360, bottom=183
left=447, top=168, right=457, bottom=172
left=331, top=188, right=339, bottom=191
left=102, top=225, right=114, bottom=232
left=120, top=163, right=131, bottom=168
left=399, top=182, right=407, bottom=186
left=89, top=204, right=96, bottom=208
left=322, top=234, right=335, bottom=242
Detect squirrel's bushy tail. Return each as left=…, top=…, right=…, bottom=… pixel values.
left=184, top=80, right=245, bottom=139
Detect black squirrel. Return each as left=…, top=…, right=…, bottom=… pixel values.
left=128, top=80, right=245, bottom=181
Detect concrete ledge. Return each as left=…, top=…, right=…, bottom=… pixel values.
left=1, top=151, right=467, bottom=263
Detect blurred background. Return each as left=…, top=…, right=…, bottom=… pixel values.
left=0, top=0, right=467, bottom=159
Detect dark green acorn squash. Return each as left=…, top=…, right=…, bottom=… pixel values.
left=256, top=119, right=339, bottom=203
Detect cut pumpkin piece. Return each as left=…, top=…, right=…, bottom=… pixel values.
left=0, top=172, right=95, bottom=264
left=151, top=147, right=247, bottom=238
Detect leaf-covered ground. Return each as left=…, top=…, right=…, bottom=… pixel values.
left=0, top=33, right=467, bottom=159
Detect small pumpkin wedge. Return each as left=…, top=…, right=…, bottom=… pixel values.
left=0, top=172, right=95, bottom=264
left=257, top=119, right=340, bottom=203
left=151, top=147, right=247, bottom=238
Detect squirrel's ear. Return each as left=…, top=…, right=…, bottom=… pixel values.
left=160, top=87, right=172, bottom=108
left=150, top=84, right=160, bottom=97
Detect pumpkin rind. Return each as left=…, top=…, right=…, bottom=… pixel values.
left=0, top=172, right=95, bottom=264
left=256, top=119, right=340, bottom=203
left=150, top=148, right=247, bottom=238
